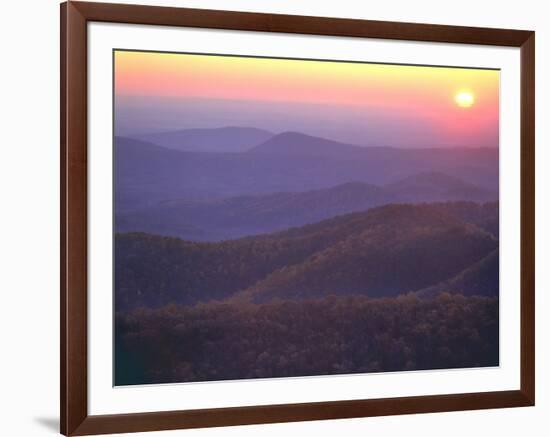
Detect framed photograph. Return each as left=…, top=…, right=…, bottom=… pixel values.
left=60, top=1, right=535, bottom=435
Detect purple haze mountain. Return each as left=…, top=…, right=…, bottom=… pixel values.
left=115, top=132, right=499, bottom=214
left=134, top=126, right=273, bottom=152
left=116, top=173, right=497, bottom=241
left=385, top=172, right=496, bottom=203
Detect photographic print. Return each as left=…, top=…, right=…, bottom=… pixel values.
left=113, top=50, right=500, bottom=386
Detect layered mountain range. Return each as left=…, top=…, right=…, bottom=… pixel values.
left=117, top=172, right=496, bottom=241
left=116, top=130, right=498, bottom=212
left=114, top=126, right=500, bottom=385
left=116, top=128, right=498, bottom=240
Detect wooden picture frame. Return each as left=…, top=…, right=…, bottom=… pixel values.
left=61, top=1, right=535, bottom=435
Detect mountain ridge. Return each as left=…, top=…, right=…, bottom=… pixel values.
left=248, top=131, right=363, bottom=156
left=134, top=126, right=274, bottom=153
left=117, top=174, right=497, bottom=241
left=115, top=202, right=498, bottom=311
left=115, top=133, right=499, bottom=211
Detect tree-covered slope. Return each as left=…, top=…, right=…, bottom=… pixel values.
left=115, top=202, right=498, bottom=310
left=417, top=249, right=499, bottom=298
left=115, top=293, right=499, bottom=385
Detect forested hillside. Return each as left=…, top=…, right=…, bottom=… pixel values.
left=115, top=293, right=499, bottom=385
left=116, top=202, right=498, bottom=310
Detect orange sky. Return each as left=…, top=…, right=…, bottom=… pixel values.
left=114, top=50, right=499, bottom=148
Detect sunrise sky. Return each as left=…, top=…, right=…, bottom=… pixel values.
left=114, top=50, right=500, bottom=148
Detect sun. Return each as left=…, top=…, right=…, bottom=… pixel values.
left=455, top=91, right=475, bottom=108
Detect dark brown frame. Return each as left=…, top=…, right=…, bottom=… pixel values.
left=60, top=1, right=535, bottom=435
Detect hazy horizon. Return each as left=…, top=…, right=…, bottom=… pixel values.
left=114, top=51, right=500, bottom=149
